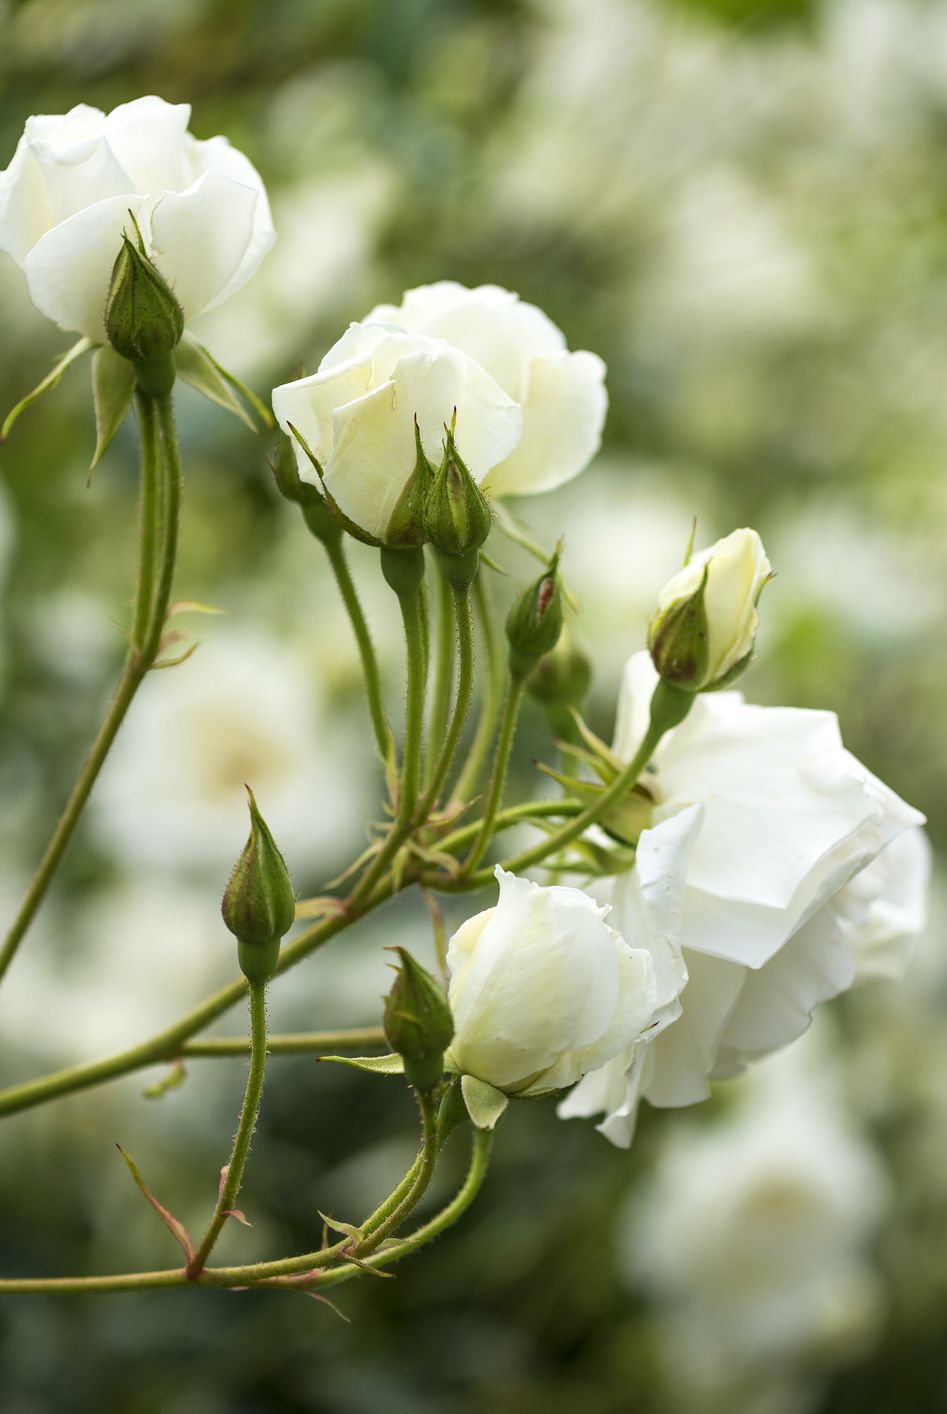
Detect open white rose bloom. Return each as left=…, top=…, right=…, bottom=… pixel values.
left=445, top=866, right=663, bottom=1096
left=271, top=281, right=607, bottom=541
left=272, top=322, right=523, bottom=542
left=364, top=281, right=608, bottom=496
left=560, top=652, right=928, bottom=1146
left=0, top=96, right=274, bottom=339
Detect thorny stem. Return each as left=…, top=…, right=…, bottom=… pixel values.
left=0, top=389, right=181, bottom=988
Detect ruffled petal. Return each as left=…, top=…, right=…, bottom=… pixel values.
left=148, top=168, right=274, bottom=319
left=483, top=350, right=607, bottom=497
left=104, top=96, right=192, bottom=193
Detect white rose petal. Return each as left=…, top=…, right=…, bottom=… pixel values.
left=0, top=95, right=274, bottom=338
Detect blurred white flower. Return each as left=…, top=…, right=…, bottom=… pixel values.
left=366, top=282, right=607, bottom=496
left=446, top=864, right=668, bottom=1096
left=619, top=1031, right=887, bottom=1409
left=0, top=95, right=274, bottom=339
left=560, top=652, right=925, bottom=1143
left=93, top=628, right=368, bottom=876
left=272, top=322, right=522, bottom=542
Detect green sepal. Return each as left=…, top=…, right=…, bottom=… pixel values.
left=317, top=1052, right=406, bottom=1075
left=384, top=419, right=434, bottom=548
left=460, top=1075, right=509, bottom=1130
left=648, top=563, right=710, bottom=690
left=174, top=335, right=257, bottom=431
left=90, top=345, right=136, bottom=473
left=2, top=336, right=93, bottom=441
left=506, top=544, right=564, bottom=680
left=286, top=421, right=382, bottom=547
left=200, top=344, right=273, bottom=429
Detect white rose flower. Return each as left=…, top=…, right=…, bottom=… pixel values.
left=619, top=1034, right=887, bottom=1400
left=0, top=95, right=274, bottom=339
left=92, top=629, right=369, bottom=875
left=649, top=526, right=772, bottom=690
left=364, top=281, right=607, bottom=496
left=445, top=864, right=671, bottom=1096
left=559, top=651, right=926, bottom=1144
left=272, top=322, right=522, bottom=543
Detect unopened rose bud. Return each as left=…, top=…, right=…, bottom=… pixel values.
left=385, top=420, right=434, bottom=549
left=424, top=426, right=492, bottom=585
left=506, top=549, right=564, bottom=680
left=222, top=788, right=296, bottom=984
left=527, top=629, right=591, bottom=711
left=105, top=230, right=183, bottom=396
left=649, top=528, right=772, bottom=692
left=383, top=947, right=454, bottom=1092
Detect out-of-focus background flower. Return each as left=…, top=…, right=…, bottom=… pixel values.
left=0, top=0, right=944, bottom=1409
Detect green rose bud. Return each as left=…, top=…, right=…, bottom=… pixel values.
left=383, top=947, right=455, bottom=1092
left=105, top=228, right=183, bottom=397
left=526, top=629, right=591, bottom=710
left=649, top=528, right=773, bottom=692
left=506, top=549, right=564, bottom=680
left=423, top=426, right=492, bottom=584
left=221, top=787, right=296, bottom=984
left=385, top=419, right=434, bottom=549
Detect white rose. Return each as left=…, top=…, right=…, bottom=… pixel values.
left=0, top=96, right=274, bottom=339
left=620, top=1036, right=887, bottom=1390
left=559, top=652, right=926, bottom=1144
left=445, top=866, right=662, bottom=1096
left=272, top=323, right=522, bottom=543
left=649, top=527, right=772, bottom=690
left=365, top=281, right=607, bottom=496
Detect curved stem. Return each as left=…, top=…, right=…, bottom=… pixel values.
left=0, top=1102, right=485, bottom=1297
left=424, top=569, right=454, bottom=788
left=0, top=875, right=398, bottom=1120
left=322, top=536, right=388, bottom=758
left=436, top=798, right=583, bottom=857
left=439, top=679, right=694, bottom=892
left=454, top=574, right=504, bottom=803
left=415, top=582, right=473, bottom=820
left=187, top=982, right=269, bottom=1278
left=299, top=1125, right=493, bottom=1290
left=0, top=389, right=180, bottom=988
left=463, top=674, right=525, bottom=873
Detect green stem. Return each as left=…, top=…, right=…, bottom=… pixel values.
left=187, top=983, right=269, bottom=1278
left=415, top=582, right=474, bottom=819
left=396, top=587, right=427, bottom=827
left=438, top=798, right=583, bottom=857
left=323, top=536, right=388, bottom=759
left=463, top=675, right=526, bottom=873
left=442, top=679, right=693, bottom=892
left=0, top=876, right=397, bottom=1120
left=0, top=390, right=180, bottom=988
left=350, top=585, right=427, bottom=905
left=131, top=391, right=160, bottom=649
left=203, top=1086, right=440, bottom=1285
left=0, top=1103, right=487, bottom=1297
left=295, top=1125, right=493, bottom=1290
left=454, top=574, right=504, bottom=803
left=181, top=1028, right=385, bottom=1058
left=425, top=568, right=454, bottom=788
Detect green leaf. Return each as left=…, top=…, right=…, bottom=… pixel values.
left=201, top=346, right=274, bottom=429
left=90, top=346, right=136, bottom=472
left=317, top=1052, right=405, bottom=1075
left=2, top=337, right=93, bottom=441
left=115, top=1143, right=195, bottom=1261
left=174, top=335, right=256, bottom=430
left=461, top=1074, right=509, bottom=1130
